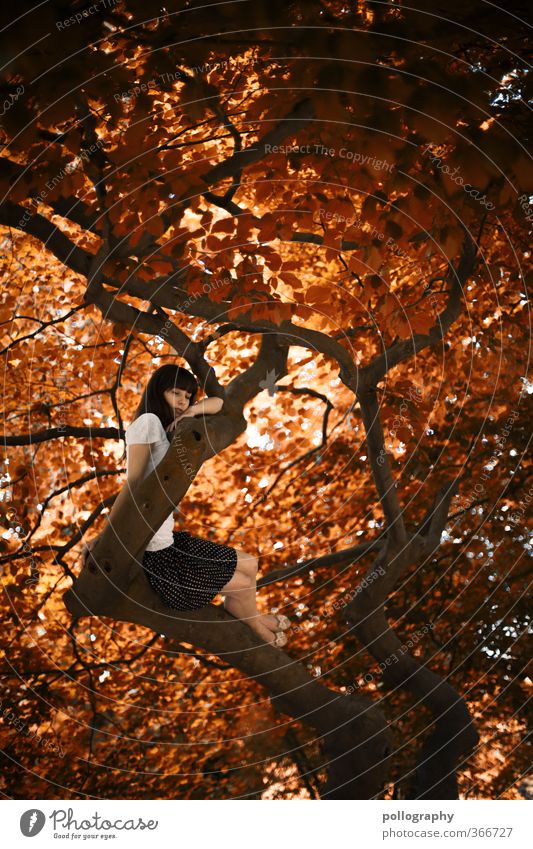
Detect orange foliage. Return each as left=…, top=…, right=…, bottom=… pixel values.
left=0, top=0, right=531, bottom=801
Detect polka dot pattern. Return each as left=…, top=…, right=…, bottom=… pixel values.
left=142, top=530, right=238, bottom=610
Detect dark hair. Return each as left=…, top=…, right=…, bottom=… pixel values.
left=119, top=364, right=198, bottom=461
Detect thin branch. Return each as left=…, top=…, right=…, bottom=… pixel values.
left=0, top=305, right=86, bottom=355
left=2, top=425, right=122, bottom=447
left=257, top=537, right=385, bottom=588
left=227, top=386, right=334, bottom=537
left=25, top=468, right=125, bottom=544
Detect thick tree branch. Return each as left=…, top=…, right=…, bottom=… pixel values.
left=50, top=196, right=101, bottom=233
left=200, top=98, right=315, bottom=187
left=105, top=268, right=362, bottom=392
left=343, top=537, right=479, bottom=799
left=65, top=567, right=392, bottom=799
left=64, top=328, right=292, bottom=611
left=357, top=386, right=407, bottom=547
left=0, top=158, right=101, bottom=233
left=361, top=228, right=478, bottom=385
left=84, top=277, right=225, bottom=398
left=414, top=479, right=461, bottom=555
left=0, top=200, right=91, bottom=277
left=226, top=331, right=290, bottom=410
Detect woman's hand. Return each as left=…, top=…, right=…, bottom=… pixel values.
left=166, top=409, right=196, bottom=433
left=80, top=536, right=100, bottom=568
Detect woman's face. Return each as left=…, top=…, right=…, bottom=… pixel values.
left=163, top=386, right=192, bottom=414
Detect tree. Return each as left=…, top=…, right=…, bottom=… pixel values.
left=0, top=0, right=530, bottom=800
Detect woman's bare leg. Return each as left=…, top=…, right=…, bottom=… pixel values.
left=221, top=550, right=279, bottom=643
left=231, top=550, right=285, bottom=631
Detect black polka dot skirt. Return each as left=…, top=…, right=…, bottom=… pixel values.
left=142, top=530, right=239, bottom=610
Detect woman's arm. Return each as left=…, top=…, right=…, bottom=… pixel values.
left=187, top=397, right=224, bottom=416
left=166, top=397, right=224, bottom=432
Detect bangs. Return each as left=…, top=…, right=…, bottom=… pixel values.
left=171, top=371, right=198, bottom=394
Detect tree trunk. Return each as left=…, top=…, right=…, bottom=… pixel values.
left=64, top=557, right=393, bottom=798
left=344, top=538, right=479, bottom=799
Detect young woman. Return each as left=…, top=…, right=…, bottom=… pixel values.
left=80, top=364, right=289, bottom=646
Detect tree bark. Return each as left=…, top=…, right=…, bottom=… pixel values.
left=343, top=532, right=479, bottom=799
left=65, top=578, right=392, bottom=798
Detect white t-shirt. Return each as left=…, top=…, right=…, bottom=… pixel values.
left=124, top=412, right=174, bottom=551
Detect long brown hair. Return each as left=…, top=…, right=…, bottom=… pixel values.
left=119, top=364, right=198, bottom=461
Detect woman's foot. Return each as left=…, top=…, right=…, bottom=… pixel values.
left=272, top=630, right=288, bottom=647
left=257, top=612, right=291, bottom=633
left=272, top=613, right=291, bottom=631
left=248, top=619, right=286, bottom=645
left=222, top=599, right=288, bottom=646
